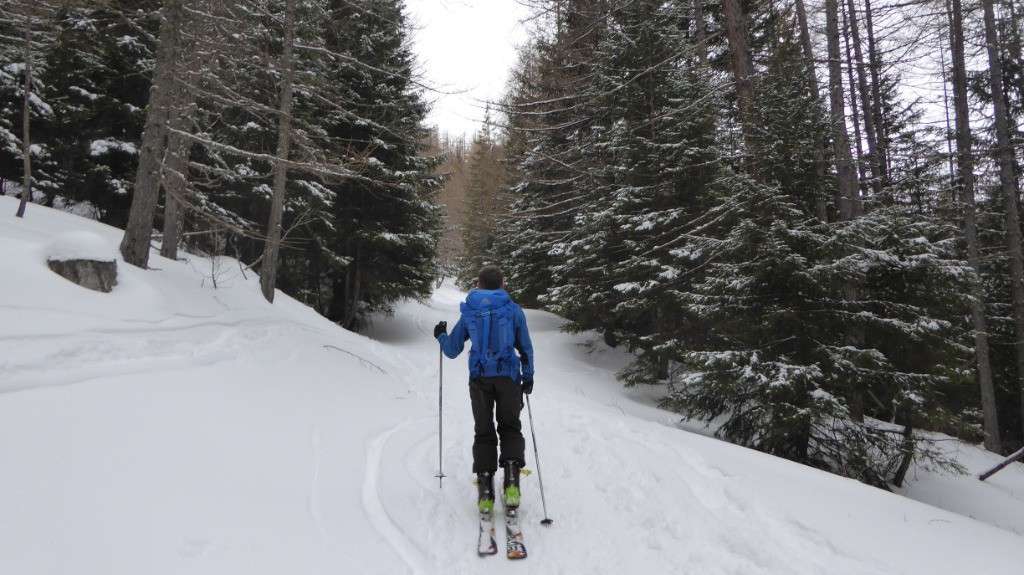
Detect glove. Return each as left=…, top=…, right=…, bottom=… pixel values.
left=433, top=321, right=447, bottom=339
left=521, top=378, right=534, bottom=395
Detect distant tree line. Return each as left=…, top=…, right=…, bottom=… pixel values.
left=1, top=0, right=442, bottom=330
left=456, top=0, right=1024, bottom=486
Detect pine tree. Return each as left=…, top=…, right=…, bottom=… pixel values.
left=0, top=2, right=58, bottom=211
left=37, top=1, right=155, bottom=225
left=664, top=9, right=974, bottom=484
left=307, top=0, right=442, bottom=329
left=545, top=0, right=720, bottom=370
left=496, top=0, right=608, bottom=307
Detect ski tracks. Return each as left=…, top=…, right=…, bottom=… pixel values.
left=308, top=427, right=349, bottom=558
left=553, top=406, right=886, bottom=574
left=0, top=317, right=299, bottom=393
left=362, top=418, right=437, bottom=575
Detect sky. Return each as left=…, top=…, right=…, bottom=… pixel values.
left=404, top=0, right=531, bottom=137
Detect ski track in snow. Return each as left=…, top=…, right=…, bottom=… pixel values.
left=307, top=425, right=362, bottom=571
left=5, top=199, right=1024, bottom=574
left=363, top=418, right=435, bottom=575
left=0, top=318, right=300, bottom=393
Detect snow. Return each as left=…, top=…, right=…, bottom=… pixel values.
left=2, top=195, right=1024, bottom=574
left=44, top=230, right=117, bottom=262
left=89, top=138, right=138, bottom=157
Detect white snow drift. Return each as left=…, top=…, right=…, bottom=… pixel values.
left=2, top=195, right=1023, bottom=575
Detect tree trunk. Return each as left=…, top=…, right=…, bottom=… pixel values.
left=721, top=0, right=761, bottom=175
left=948, top=0, right=1000, bottom=452
left=939, top=33, right=958, bottom=199
left=159, top=78, right=196, bottom=262
left=862, top=0, right=889, bottom=180
left=16, top=9, right=32, bottom=219
left=794, top=0, right=829, bottom=222
left=840, top=0, right=870, bottom=200
left=119, top=0, right=184, bottom=268
left=825, top=0, right=860, bottom=220
left=342, top=243, right=363, bottom=330
left=982, top=0, right=1024, bottom=440
left=827, top=0, right=865, bottom=422
left=693, top=0, right=707, bottom=67
left=259, top=0, right=297, bottom=303
left=845, top=0, right=884, bottom=197
left=979, top=445, right=1024, bottom=480
left=891, top=409, right=915, bottom=488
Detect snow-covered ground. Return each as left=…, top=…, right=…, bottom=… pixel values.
left=2, top=194, right=1024, bottom=574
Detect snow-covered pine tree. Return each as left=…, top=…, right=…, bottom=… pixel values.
left=662, top=14, right=841, bottom=466
left=545, top=0, right=720, bottom=370
left=37, top=1, right=156, bottom=225
left=665, top=10, right=974, bottom=485
left=302, top=0, right=442, bottom=329
left=495, top=0, right=608, bottom=307
left=0, top=2, right=58, bottom=208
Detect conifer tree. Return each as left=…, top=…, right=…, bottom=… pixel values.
left=496, top=0, right=608, bottom=307
left=0, top=1, right=58, bottom=214
left=662, top=8, right=973, bottom=483
left=307, top=0, right=441, bottom=329
left=545, top=0, right=719, bottom=369
left=37, top=1, right=155, bottom=225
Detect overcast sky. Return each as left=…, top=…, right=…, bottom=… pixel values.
left=404, top=0, right=530, bottom=137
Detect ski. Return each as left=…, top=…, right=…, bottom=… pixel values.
left=478, top=510, right=497, bottom=556
left=505, top=507, right=527, bottom=559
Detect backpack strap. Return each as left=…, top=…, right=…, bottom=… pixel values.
left=478, top=310, right=492, bottom=374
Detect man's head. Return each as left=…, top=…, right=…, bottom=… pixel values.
left=477, top=265, right=504, bottom=290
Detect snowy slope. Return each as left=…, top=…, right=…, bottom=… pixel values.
left=2, top=195, right=1023, bottom=575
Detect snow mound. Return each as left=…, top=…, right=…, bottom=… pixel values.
left=2, top=196, right=1024, bottom=575
left=44, top=230, right=117, bottom=262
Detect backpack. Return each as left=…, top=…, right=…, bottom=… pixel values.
left=464, top=302, right=520, bottom=380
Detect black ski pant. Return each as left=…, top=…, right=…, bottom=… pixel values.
left=469, top=375, right=525, bottom=474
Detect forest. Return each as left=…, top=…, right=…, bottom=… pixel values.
left=3, top=0, right=1024, bottom=488
left=2, top=0, right=443, bottom=330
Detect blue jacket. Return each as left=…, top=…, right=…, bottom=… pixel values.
left=437, top=289, right=535, bottom=382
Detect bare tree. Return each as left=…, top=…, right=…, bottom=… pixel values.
left=946, top=0, right=1000, bottom=452
left=15, top=8, right=32, bottom=218
left=4, top=2, right=58, bottom=217
left=982, top=0, right=1024, bottom=439
left=159, top=82, right=196, bottom=262
left=861, top=0, right=889, bottom=180
left=794, top=0, right=830, bottom=222
left=825, top=0, right=861, bottom=220
left=721, top=0, right=762, bottom=176
left=120, top=0, right=185, bottom=267
left=258, top=0, right=297, bottom=303
left=827, top=0, right=868, bottom=423
left=844, top=0, right=884, bottom=196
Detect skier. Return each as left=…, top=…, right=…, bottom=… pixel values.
left=434, top=265, right=535, bottom=514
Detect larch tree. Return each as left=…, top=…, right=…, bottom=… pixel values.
left=946, top=0, right=1000, bottom=452
left=460, top=115, right=506, bottom=283
left=119, top=0, right=185, bottom=268
left=981, top=0, right=1024, bottom=439
left=258, top=0, right=298, bottom=303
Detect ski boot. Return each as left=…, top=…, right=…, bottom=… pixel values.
left=502, top=460, right=521, bottom=508
left=477, top=472, right=495, bottom=514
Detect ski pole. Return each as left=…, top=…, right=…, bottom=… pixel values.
left=525, top=394, right=553, bottom=525
left=435, top=334, right=446, bottom=488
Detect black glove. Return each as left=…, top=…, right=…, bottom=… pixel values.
left=433, top=321, right=447, bottom=339
left=521, top=378, right=534, bottom=395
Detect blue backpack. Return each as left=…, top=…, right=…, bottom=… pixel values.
left=464, top=301, right=520, bottom=380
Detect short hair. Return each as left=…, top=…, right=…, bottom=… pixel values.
left=478, top=265, right=504, bottom=290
